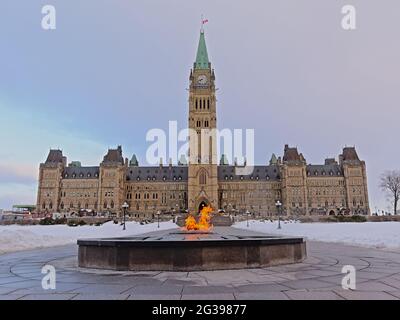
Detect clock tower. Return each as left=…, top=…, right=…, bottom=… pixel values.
left=187, top=30, right=219, bottom=213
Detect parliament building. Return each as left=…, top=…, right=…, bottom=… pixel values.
left=36, top=30, right=370, bottom=217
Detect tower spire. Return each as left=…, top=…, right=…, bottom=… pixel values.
left=195, top=23, right=210, bottom=70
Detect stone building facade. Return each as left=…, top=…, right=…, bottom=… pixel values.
left=36, top=31, right=370, bottom=217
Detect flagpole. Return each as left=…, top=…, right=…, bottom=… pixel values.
left=201, top=14, right=204, bottom=33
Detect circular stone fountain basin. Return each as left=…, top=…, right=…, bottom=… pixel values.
left=77, top=227, right=306, bottom=271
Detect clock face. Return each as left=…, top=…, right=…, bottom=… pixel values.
left=197, top=75, right=208, bottom=85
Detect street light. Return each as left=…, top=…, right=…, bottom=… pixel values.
left=156, top=210, right=161, bottom=228
left=275, top=200, right=282, bottom=229
left=246, top=210, right=250, bottom=227
left=122, top=202, right=129, bottom=231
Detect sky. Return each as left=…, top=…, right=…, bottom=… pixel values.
left=0, top=0, right=399, bottom=211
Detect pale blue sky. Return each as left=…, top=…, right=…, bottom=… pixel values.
left=0, top=0, right=399, bottom=211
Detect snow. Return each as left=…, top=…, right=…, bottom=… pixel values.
left=234, top=220, right=400, bottom=250
left=2, top=220, right=400, bottom=255
left=0, top=221, right=177, bottom=255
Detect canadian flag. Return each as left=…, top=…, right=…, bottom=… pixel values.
left=202, top=19, right=209, bottom=25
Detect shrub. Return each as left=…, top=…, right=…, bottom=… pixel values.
left=329, top=215, right=367, bottom=223
left=67, top=219, right=87, bottom=227
left=39, top=217, right=55, bottom=225
left=54, top=218, right=67, bottom=225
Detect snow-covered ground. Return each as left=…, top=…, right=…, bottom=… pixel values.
left=234, top=220, right=400, bottom=250
left=2, top=220, right=400, bottom=255
left=0, top=221, right=177, bottom=255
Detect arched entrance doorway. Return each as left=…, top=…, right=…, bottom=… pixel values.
left=198, top=201, right=208, bottom=213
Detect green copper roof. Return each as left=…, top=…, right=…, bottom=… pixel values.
left=130, top=154, right=138, bottom=166
left=270, top=153, right=278, bottom=165
left=220, top=154, right=229, bottom=165
left=178, top=154, right=187, bottom=166
left=69, top=161, right=82, bottom=167
left=195, top=31, right=210, bottom=69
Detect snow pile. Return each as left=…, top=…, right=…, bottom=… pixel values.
left=234, top=220, right=400, bottom=250
left=0, top=221, right=177, bottom=255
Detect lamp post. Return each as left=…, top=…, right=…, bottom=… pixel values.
left=275, top=200, right=282, bottom=229
left=156, top=210, right=161, bottom=228
left=122, top=202, right=129, bottom=231
left=246, top=210, right=250, bottom=228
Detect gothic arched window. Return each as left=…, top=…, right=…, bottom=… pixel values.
left=199, top=170, right=206, bottom=185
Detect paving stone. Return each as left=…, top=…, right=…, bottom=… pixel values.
left=352, top=281, right=399, bottom=292
left=234, top=292, right=289, bottom=300
left=74, top=284, right=135, bottom=294
left=386, top=291, right=400, bottom=299
left=274, top=272, right=317, bottom=281
left=124, top=285, right=183, bottom=295
left=0, top=287, right=20, bottom=295
left=11, top=283, right=87, bottom=295
left=1, top=241, right=400, bottom=300
left=379, top=277, right=400, bottom=290
left=18, top=293, right=77, bottom=300
left=72, top=294, right=129, bottom=300
left=334, top=290, right=399, bottom=300
left=234, top=283, right=290, bottom=293
left=129, top=294, right=181, bottom=300
left=181, top=293, right=235, bottom=300
left=285, top=290, right=343, bottom=300
left=183, top=286, right=234, bottom=295
left=282, top=279, right=334, bottom=290
left=0, top=294, right=28, bottom=300
left=161, top=279, right=199, bottom=286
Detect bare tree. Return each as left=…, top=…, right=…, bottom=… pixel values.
left=380, top=171, right=400, bottom=215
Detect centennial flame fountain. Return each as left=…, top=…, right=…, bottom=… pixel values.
left=78, top=206, right=306, bottom=271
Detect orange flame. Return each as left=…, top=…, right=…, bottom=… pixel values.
left=185, top=205, right=213, bottom=231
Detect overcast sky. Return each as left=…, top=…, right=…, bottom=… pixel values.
left=0, top=0, right=399, bottom=211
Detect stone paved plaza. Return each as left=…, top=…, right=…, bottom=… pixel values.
left=1, top=228, right=400, bottom=300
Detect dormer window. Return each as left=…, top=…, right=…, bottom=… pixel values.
left=137, top=177, right=140, bottom=181
left=163, top=176, right=166, bottom=181
left=80, top=173, right=84, bottom=178
left=72, top=173, right=76, bottom=178
left=152, top=177, right=156, bottom=181
left=230, top=176, right=233, bottom=180
left=87, top=173, right=91, bottom=177
left=64, top=174, right=68, bottom=178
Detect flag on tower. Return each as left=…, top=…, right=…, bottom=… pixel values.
left=202, top=19, right=209, bottom=25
